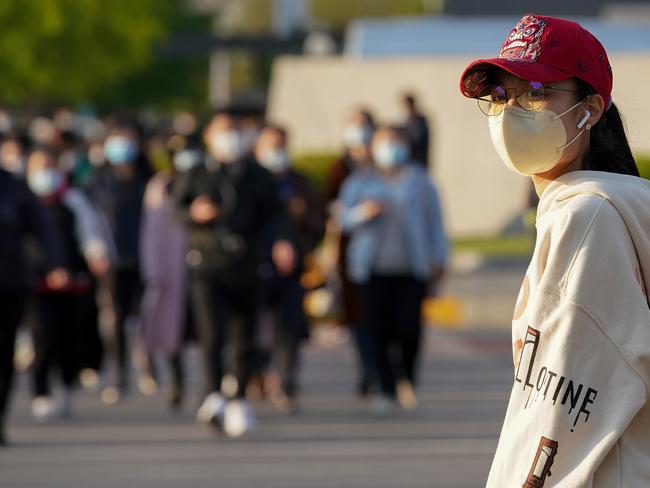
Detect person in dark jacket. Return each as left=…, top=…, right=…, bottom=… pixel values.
left=26, top=147, right=111, bottom=421
left=401, top=93, right=430, bottom=168
left=0, top=134, right=28, bottom=177
left=174, top=111, right=296, bottom=437
left=254, top=124, right=325, bottom=413
left=86, top=121, right=149, bottom=400
left=0, top=167, right=68, bottom=445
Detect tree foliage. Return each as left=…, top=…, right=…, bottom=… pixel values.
left=0, top=0, right=177, bottom=105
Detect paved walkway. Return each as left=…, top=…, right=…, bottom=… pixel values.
left=1, top=328, right=513, bottom=488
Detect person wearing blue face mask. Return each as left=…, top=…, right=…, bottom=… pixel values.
left=86, top=122, right=151, bottom=403
left=336, top=126, right=448, bottom=415
left=104, top=134, right=138, bottom=167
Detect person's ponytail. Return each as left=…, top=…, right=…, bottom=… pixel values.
left=576, top=79, right=639, bottom=176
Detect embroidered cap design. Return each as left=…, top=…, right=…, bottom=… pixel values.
left=499, top=15, right=547, bottom=63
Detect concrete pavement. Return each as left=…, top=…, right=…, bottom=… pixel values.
left=1, top=328, right=513, bottom=488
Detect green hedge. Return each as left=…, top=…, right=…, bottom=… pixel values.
left=292, top=152, right=340, bottom=196
left=637, top=154, right=650, bottom=180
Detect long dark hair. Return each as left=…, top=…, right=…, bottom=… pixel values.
left=575, top=79, right=639, bottom=176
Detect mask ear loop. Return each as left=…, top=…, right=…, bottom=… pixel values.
left=556, top=108, right=592, bottom=152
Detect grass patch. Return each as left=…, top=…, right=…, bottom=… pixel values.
left=453, top=234, right=534, bottom=258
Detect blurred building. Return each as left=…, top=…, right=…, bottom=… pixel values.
left=442, top=0, right=649, bottom=17
left=268, top=15, right=650, bottom=237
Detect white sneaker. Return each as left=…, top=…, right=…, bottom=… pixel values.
left=368, top=394, right=397, bottom=417
left=196, top=392, right=227, bottom=428
left=224, top=400, right=256, bottom=438
left=31, top=396, right=60, bottom=423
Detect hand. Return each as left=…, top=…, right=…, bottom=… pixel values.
left=288, top=197, right=307, bottom=218
left=428, top=264, right=447, bottom=297
left=88, top=256, right=110, bottom=277
left=272, top=240, right=296, bottom=276
left=358, top=200, right=384, bottom=220
left=190, top=195, right=220, bottom=224
left=46, top=268, right=70, bottom=290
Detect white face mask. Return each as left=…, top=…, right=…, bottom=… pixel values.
left=28, top=168, right=64, bottom=197
left=342, top=124, right=372, bottom=148
left=373, top=141, right=410, bottom=169
left=173, top=149, right=202, bottom=172
left=488, top=101, right=591, bottom=176
left=258, top=148, right=290, bottom=174
left=209, top=130, right=244, bottom=164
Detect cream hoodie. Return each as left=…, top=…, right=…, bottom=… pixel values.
left=487, top=171, right=650, bottom=488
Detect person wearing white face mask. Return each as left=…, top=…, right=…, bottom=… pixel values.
left=254, top=125, right=325, bottom=414
left=174, top=111, right=297, bottom=437
left=461, top=14, right=650, bottom=487
left=336, top=126, right=448, bottom=415
left=0, top=151, right=69, bottom=445
left=326, top=110, right=376, bottom=207
left=325, top=109, right=380, bottom=399
left=26, top=147, right=112, bottom=423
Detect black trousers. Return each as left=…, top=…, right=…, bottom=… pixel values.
left=106, top=268, right=141, bottom=388
left=365, top=274, right=427, bottom=398
left=76, top=285, right=103, bottom=373
left=190, top=276, right=258, bottom=398
left=0, top=293, right=26, bottom=432
left=264, top=273, right=308, bottom=398
left=32, top=293, right=82, bottom=397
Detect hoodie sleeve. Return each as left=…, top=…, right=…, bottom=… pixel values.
left=487, top=197, right=650, bottom=487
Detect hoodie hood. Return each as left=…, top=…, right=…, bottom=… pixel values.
left=539, top=170, right=650, bottom=300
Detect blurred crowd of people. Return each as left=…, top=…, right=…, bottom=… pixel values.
left=0, top=93, right=447, bottom=443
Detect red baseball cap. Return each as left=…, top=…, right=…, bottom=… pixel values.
left=460, top=14, right=613, bottom=108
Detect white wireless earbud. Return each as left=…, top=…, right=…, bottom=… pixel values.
left=577, top=110, right=591, bottom=129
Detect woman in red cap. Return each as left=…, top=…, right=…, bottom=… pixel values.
left=460, top=14, right=650, bottom=487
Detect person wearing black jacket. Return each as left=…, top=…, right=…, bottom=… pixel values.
left=86, top=122, right=149, bottom=400
left=401, top=94, right=430, bottom=168
left=174, top=111, right=295, bottom=437
left=26, top=147, right=111, bottom=422
left=0, top=168, right=68, bottom=445
left=254, top=124, right=325, bottom=414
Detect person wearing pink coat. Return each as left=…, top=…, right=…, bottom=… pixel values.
left=139, top=149, right=199, bottom=407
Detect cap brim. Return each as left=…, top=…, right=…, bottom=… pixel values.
left=460, top=58, right=574, bottom=98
